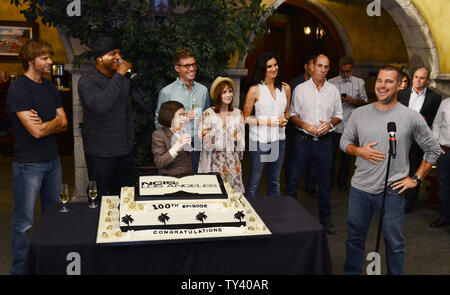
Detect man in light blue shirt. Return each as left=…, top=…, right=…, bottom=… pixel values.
left=155, top=48, right=210, bottom=172
left=329, top=56, right=368, bottom=191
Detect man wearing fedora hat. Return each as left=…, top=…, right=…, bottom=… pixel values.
left=155, top=48, right=210, bottom=173
left=78, top=36, right=135, bottom=202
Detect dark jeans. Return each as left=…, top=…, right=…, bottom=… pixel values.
left=437, top=147, right=450, bottom=221
left=85, top=151, right=135, bottom=200
left=343, top=186, right=405, bottom=275
left=284, top=130, right=333, bottom=224
left=191, top=150, right=200, bottom=173
left=304, top=162, right=317, bottom=192
left=285, top=123, right=316, bottom=192
left=331, top=132, right=351, bottom=188
left=191, top=136, right=201, bottom=173
left=11, top=157, right=62, bottom=274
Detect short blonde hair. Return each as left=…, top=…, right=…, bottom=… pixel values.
left=19, top=39, right=54, bottom=71
left=173, top=48, right=194, bottom=65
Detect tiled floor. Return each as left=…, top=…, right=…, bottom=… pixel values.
left=0, top=155, right=449, bottom=275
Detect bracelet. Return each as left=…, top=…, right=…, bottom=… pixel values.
left=329, top=122, right=334, bottom=129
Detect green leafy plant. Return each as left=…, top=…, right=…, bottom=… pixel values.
left=11, top=0, right=272, bottom=165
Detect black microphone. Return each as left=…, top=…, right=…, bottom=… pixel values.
left=387, top=122, right=396, bottom=159
left=118, top=58, right=138, bottom=79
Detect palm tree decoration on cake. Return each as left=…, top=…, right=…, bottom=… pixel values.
left=158, top=213, right=170, bottom=225
left=121, top=214, right=134, bottom=226
left=196, top=212, right=208, bottom=223
left=234, top=211, right=245, bottom=222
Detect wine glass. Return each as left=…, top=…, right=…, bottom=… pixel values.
left=192, top=100, right=200, bottom=123
left=278, top=116, right=287, bottom=135
left=314, top=111, right=324, bottom=141
left=59, top=183, right=70, bottom=213
left=180, top=122, right=193, bottom=152
left=88, top=181, right=98, bottom=208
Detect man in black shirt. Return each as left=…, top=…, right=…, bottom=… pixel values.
left=6, top=39, right=68, bottom=274
left=78, top=37, right=134, bottom=202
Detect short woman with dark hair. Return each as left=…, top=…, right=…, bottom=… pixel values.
left=151, top=101, right=192, bottom=176
left=198, top=77, right=245, bottom=192
left=243, top=52, right=291, bottom=198
left=399, top=72, right=410, bottom=91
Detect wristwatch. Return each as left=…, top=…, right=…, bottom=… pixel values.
left=329, top=122, right=334, bottom=129
left=411, top=174, right=422, bottom=185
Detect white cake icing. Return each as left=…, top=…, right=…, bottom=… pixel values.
left=119, top=184, right=249, bottom=231
left=96, top=177, right=271, bottom=244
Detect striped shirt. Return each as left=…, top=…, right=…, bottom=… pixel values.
left=155, top=78, right=210, bottom=136
left=328, top=75, right=368, bottom=133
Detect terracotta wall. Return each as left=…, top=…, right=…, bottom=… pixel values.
left=411, top=0, right=450, bottom=73
left=0, top=2, right=68, bottom=77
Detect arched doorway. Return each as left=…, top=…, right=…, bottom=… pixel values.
left=242, top=0, right=441, bottom=82
left=243, top=0, right=345, bottom=90
left=380, top=0, right=440, bottom=76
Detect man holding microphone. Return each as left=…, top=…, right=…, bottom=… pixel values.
left=339, top=66, right=441, bottom=274
left=78, top=37, right=134, bottom=202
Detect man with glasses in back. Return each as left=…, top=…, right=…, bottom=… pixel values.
left=155, top=48, right=210, bottom=173
left=329, top=56, right=368, bottom=192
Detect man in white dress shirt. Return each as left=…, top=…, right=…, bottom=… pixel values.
left=430, top=97, right=450, bottom=228
left=329, top=56, right=368, bottom=192
left=398, top=67, right=441, bottom=213
left=284, top=54, right=343, bottom=235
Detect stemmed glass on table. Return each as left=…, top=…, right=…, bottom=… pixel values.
left=59, top=183, right=70, bottom=213
left=88, top=181, right=98, bottom=208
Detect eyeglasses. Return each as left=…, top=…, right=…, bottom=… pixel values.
left=177, top=63, right=197, bottom=69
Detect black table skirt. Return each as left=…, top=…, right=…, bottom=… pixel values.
left=24, top=196, right=333, bottom=275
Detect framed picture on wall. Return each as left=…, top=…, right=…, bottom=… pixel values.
left=0, top=21, right=39, bottom=61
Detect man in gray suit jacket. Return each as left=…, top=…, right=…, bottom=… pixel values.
left=398, top=67, right=441, bottom=213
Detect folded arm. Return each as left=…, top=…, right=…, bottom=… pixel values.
left=16, top=107, right=68, bottom=139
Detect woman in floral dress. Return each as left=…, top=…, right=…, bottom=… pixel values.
left=198, top=76, right=245, bottom=193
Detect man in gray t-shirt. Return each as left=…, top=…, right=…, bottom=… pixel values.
left=339, top=66, right=440, bottom=275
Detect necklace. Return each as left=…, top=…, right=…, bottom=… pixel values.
left=218, top=110, right=230, bottom=127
